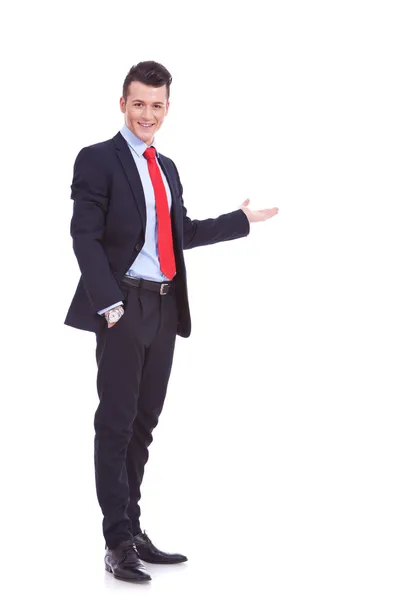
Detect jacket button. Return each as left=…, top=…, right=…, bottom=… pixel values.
left=135, top=244, right=141, bottom=251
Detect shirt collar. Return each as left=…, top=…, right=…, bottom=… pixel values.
left=120, top=123, right=159, bottom=158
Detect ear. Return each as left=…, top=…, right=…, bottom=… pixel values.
left=165, top=101, right=170, bottom=115
left=120, top=96, right=126, bottom=113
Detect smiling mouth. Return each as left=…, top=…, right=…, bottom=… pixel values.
left=138, top=123, right=154, bottom=128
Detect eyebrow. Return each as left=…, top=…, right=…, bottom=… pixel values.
left=131, top=99, right=165, bottom=105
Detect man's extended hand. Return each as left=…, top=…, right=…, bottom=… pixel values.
left=240, top=199, right=279, bottom=223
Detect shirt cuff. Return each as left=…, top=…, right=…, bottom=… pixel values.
left=97, top=301, right=123, bottom=315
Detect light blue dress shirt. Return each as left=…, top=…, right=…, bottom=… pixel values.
left=98, top=124, right=174, bottom=315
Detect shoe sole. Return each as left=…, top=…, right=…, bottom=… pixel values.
left=105, top=564, right=151, bottom=582
left=140, top=556, right=188, bottom=564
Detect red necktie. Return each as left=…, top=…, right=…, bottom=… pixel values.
left=143, top=147, right=176, bottom=280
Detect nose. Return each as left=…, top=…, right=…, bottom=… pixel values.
left=142, top=105, right=153, bottom=120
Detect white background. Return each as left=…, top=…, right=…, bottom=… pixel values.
left=1, top=0, right=400, bottom=598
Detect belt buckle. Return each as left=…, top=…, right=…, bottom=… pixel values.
left=160, top=283, right=168, bottom=295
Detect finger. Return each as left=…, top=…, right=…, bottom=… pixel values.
left=242, top=199, right=250, bottom=206
left=257, top=211, right=277, bottom=221
left=261, top=209, right=279, bottom=217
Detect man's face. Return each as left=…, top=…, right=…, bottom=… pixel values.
left=120, top=81, right=169, bottom=145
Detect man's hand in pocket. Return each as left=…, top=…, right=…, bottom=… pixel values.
left=105, top=306, right=125, bottom=328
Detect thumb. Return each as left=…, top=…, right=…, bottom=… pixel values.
left=241, top=198, right=250, bottom=207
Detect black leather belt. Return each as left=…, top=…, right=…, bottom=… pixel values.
left=121, top=275, right=175, bottom=295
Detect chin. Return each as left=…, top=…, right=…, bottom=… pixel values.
left=137, top=133, right=148, bottom=143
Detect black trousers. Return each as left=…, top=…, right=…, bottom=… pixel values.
left=94, top=278, right=178, bottom=549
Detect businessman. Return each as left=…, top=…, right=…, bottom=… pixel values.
left=65, top=60, right=279, bottom=583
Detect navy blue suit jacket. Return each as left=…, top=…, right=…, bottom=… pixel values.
left=64, top=131, right=250, bottom=337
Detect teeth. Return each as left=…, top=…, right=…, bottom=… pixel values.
left=139, top=123, right=153, bottom=127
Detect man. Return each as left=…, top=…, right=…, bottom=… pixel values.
left=65, top=60, right=279, bottom=583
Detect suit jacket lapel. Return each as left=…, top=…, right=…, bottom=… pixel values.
left=113, top=131, right=182, bottom=248
left=113, top=132, right=146, bottom=230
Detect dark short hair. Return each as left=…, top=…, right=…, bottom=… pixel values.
left=122, top=61, right=172, bottom=101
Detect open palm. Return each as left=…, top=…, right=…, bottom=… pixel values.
left=240, top=199, right=279, bottom=223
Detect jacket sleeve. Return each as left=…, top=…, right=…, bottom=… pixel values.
left=70, top=146, right=124, bottom=312
left=171, top=161, right=250, bottom=250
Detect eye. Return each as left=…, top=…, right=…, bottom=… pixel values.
left=134, top=103, right=143, bottom=107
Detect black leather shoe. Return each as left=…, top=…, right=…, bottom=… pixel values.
left=133, top=530, right=188, bottom=564
left=105, top=539, right=151, bottom=582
